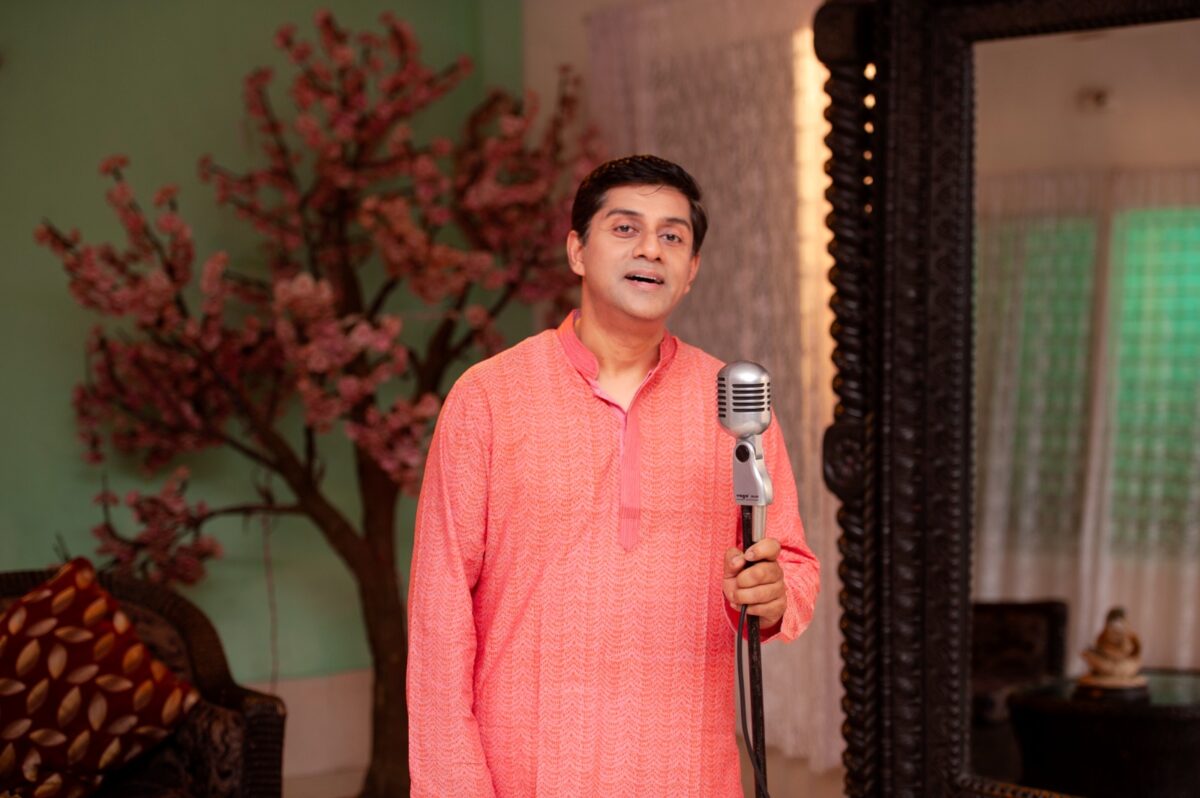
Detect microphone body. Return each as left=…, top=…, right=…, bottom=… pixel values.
left=717, top=361, right=775, bottom=542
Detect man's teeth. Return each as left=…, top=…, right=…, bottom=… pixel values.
left=627, top=274, right=663, bottom=284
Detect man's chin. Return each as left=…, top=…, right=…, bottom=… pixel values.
left=582, top=291, right=680, bottom=329
left=621, top=293, right=684, bottom=319
left=618, top=304, right=674, bottom=326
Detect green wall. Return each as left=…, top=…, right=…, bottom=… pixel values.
left=0, top=0, right=523, bottom=682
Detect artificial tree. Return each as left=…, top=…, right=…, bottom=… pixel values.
left=35, top=10, right=598, bottom=796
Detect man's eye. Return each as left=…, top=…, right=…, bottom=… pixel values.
left=662, top=232, right=684, bottom=244
left=614, top=224, right=636, bottom=234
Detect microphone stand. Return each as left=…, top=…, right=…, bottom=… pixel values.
left=740, top=503, right=769, bottom=798
left=717, top=361, right=773, bottom=798
left=731, top=435, right=771, bottom=798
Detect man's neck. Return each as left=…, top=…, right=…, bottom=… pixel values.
left=574, top=310, right=664, bottom=408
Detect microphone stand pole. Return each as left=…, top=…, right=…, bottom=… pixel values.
left=741, top=504, right=768, bottom=798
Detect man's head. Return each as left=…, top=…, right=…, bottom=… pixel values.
left=565, top=156, right=705, bottom=330
left=571, top=155, right=708, bottom=256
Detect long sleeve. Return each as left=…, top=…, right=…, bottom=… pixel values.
left=725, top=416, right=821, bottom=643
left=760, top=416, right=821, bottom=641
left=407, top=376, right=496, bottom=797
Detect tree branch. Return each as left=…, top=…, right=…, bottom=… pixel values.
left=304, top=425, right=316, bottom=477
left=198, top=502, right=304, bottom=522
left=412, top=288, right=471, bottom=399
left=226, top=196, right=304, bottom=237
left=366, top=277, right=398, bottom=320
left=186, top=342, right=369, bottom=573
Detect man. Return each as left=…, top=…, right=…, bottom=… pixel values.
left=407, top=155, right=819, bottom=796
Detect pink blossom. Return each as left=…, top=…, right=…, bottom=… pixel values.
left=275, top=23, right=297, bottom=49
left=414, top=393, right=440, bottom=417
left=291, top=41, right=314, bottom=64
left=189, top=536, right=223, bottom=559
left=99, top=154, right=130, bottom=176
left=152, top=184, right=179, bottom=207
left=273, top=272, right=335, bottom=320
left=464, top=305, right=489, bottom=329
left=331, top=44, right=355, bottom=67
left=295, top=114, right=324, bottom=147
left=246, top=67, right=274, bottom=90
left=499, top=114, right=526, bottom=138
left=106, top=181, right=134, bottom=206
left=197, top=154, right=215, bottom=181
left=200, top=252, right=229, bottom=295
left=155, top=211, right=184, bottom=235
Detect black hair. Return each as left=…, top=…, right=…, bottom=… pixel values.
left=570, top=155, right=708, bottom=254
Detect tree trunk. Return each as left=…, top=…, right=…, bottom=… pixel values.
left=356, top=556, right=410, bottom=798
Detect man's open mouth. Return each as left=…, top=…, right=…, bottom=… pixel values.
left=625, top=273, right=664, bottom=285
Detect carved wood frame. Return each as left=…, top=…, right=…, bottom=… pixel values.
left=813, top=1, right=1200, bottom=796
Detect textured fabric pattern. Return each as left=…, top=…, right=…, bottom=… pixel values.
left=407, top=315, right=820, bottom=797
left=0, top=560, right=198, bottom=798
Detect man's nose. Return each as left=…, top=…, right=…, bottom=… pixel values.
left=633, top=231, right=662, bottom=260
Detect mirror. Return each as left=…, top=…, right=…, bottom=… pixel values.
left=972, top=19, right=1200, bottom=792
left=813, top=1, right=1200, bottom=796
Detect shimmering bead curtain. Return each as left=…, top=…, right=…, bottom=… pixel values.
left=587, top=0, right=843, bottom=773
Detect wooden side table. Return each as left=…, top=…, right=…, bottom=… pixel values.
left=1008, top=669, right=1200, bottom=797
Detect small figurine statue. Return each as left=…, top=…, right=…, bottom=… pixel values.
left=1078, top=606, right=1147, bottom=690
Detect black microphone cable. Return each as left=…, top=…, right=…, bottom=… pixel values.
left=738, top=605, right=772, bottom=798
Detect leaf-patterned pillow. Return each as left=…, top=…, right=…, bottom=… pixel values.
left=0, top=559, right=199, bottom=798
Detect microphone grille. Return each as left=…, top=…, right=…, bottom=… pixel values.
left=716, top=361, right=772, bottom=437
left=732, top=380, right=770, bottom=412
left=716, top=376, right=770, bottom=415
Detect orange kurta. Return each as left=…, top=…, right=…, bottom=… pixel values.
left=407, top=313, right=820, bottom=797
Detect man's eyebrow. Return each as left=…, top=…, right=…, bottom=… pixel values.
left=602, top=208, right=693, bottom=230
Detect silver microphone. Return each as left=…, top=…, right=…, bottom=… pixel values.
left=717, top=361, right=774, bottom=542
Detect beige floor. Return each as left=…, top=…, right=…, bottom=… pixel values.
left=285, top=746, right=844, bottom=798
left=737, top=743, right=844, bottom=798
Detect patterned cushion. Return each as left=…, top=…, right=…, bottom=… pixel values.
left=0, top=559, right=199, bottom=798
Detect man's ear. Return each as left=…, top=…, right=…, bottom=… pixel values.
left=566, top=230, right=586, bottom=278
left=683, top=252, right=701, bottom=294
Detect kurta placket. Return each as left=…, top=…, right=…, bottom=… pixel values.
left=555, top=311, right=679, bottom=551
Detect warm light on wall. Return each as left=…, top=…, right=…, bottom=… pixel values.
left=792, top=27, right=835, bottom=381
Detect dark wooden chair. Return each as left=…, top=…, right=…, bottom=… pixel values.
left=970, top=600, right=1068, bottom=783
left=1, top=568, right=285, bottom=798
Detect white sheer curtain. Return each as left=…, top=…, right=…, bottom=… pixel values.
left=974, top=168, right=1200, bottom=672
left=587, top=0, right=844, bottom=772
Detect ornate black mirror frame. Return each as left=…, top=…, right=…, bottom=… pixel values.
left=813, top=1, right=1200, bottom=796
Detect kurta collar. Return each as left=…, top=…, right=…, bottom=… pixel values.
left=556, top=310, right=678, bottom=383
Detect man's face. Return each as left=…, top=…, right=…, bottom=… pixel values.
left=566, top=183, right=701, bottom=327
